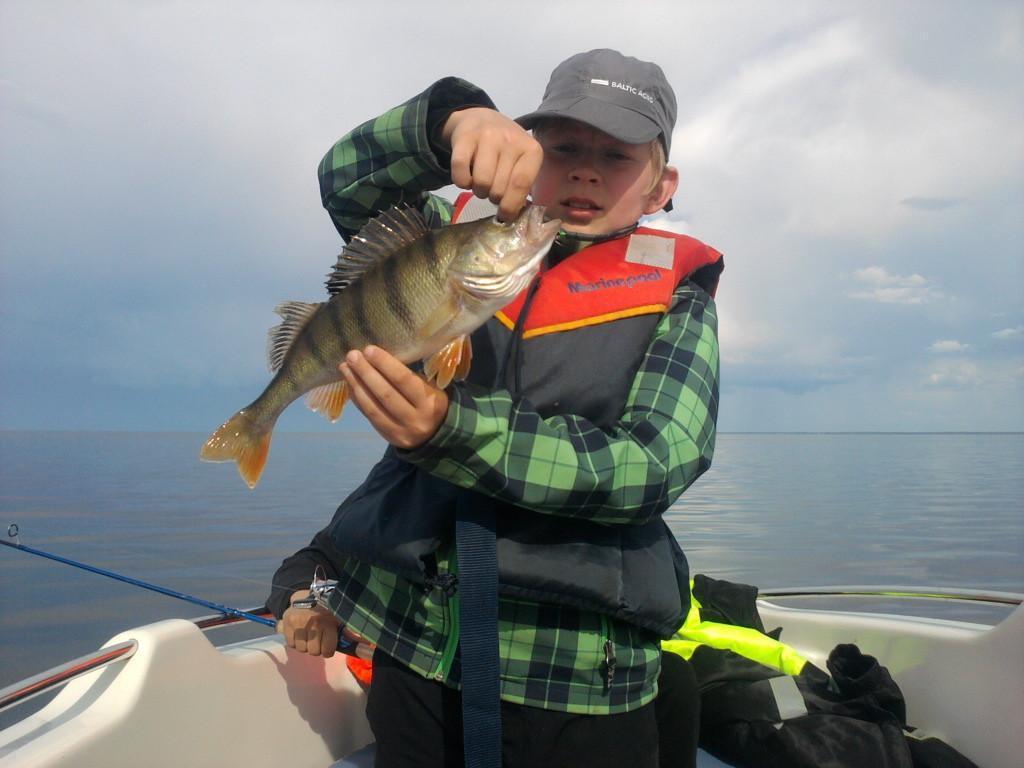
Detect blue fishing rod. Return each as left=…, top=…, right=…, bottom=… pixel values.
left=3, top=523, right=356, bottom=655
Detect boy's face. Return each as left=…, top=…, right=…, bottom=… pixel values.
left=531, top=120, right=674, bottom=236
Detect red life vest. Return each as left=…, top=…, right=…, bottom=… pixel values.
left=452, top=191, right=721, bottom=340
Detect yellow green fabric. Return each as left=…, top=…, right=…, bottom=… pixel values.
left=661, top=587, right=808, bottom=677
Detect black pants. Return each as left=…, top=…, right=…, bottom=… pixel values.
left=655, top=650, right=701, bottom=768
left=366, top=649, right=662, bottom=768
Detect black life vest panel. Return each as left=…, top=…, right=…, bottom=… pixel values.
left=327, top=193, right=724, bottom=636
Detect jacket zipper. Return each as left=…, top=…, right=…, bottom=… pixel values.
left=433, top=558, right=461, bottom=681
left=602, top=615, right=617, bottom=689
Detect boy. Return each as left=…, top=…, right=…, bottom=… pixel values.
left=271, top=49, right=721, bottom=767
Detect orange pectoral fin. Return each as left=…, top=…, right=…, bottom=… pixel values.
left=306, top=380, right=350, bottom=422
left=455, top=335, right=473, bottom=381
left=424, top=335, right=472, bottom=389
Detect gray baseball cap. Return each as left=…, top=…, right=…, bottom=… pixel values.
left=516, top=49, right=677, bottom=155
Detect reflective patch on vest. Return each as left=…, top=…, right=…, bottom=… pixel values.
left=625, top=233, right=676, bottom=270
left=769, top=675, right=808, bottom=721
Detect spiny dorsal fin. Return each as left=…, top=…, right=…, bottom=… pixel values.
left=325, top=206, right=429, bottom=296
left=267, top=301, right=321, bottom=372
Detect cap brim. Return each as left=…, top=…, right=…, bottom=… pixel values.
left=517, top=96, right=674, bottom=212
left=515, top=96, right=661, bottom=146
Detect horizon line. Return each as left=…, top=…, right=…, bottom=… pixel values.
left=2, top=429, right=1022, bottom=437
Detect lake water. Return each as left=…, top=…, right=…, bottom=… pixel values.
left=2, top=430, right=1022, bottom=699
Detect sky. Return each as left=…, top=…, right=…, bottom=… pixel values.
left=1, top=0, right=1022, bottom=434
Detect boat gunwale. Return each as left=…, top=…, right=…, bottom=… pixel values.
left=0, top=640, right=138, bottom=713
left=2, top=590, right=1020, bottom=717
left=0, top=606, right=274, bottom=714
left=756, top=585, right=1023, bottom=605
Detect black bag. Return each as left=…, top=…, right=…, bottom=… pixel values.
left=686, top=576, right=977, bottom=768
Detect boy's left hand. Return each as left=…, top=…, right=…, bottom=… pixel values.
left=339, top=346, right=449, bottom=449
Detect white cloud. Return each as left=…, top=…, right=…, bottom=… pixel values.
left=671, top=19, right=1022, bottom=239
left=993, top=326, right=1024, bottom=340
left=930, top=340, right=969, bottom=353
left=716, top=314, right=776, bottom=367
left=848, top=266, right=943, bottom=305
left=925, top=360, right=982, bottom=389
left=643, top=214, right=691, bottom=236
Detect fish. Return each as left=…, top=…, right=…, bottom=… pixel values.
left=200, top=204, right=561, bottom=489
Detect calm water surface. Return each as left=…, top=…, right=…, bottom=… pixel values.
left=2, top=431, right=1022, bottom=695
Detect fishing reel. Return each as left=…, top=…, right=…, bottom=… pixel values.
left=287, top=566, right=370, bottom=659
left=290, top=565, right=338, bottom=612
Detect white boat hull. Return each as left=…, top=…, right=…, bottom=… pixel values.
left=0, top=619, right=372, bottom=767
left=1, top=595, right=1020, bottom=768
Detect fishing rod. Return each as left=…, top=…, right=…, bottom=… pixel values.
left=3, top=523, right=356, bottom=655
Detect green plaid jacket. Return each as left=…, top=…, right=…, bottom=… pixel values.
left=319, top=77, right=720, bottom=714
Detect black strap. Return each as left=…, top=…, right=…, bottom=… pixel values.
left=455, top=496, right=501, bottom=768
left=453, top=261, right=541, bottom=768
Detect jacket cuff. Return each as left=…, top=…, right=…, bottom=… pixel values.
left=397, top=383, right=473, bottom=466
left=423, top=76, right=498, bottom=168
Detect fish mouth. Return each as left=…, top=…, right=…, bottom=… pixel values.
left=523, top=204, right=562, bottom=246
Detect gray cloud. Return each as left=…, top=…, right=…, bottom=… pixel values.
left=900, top=196, right=965, bottom=211
left=725, top=370, right=855, bottom=395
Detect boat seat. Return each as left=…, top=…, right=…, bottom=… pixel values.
left=332, top=742, right=734, bottom=767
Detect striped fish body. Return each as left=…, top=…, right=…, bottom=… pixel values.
left=311, top=225, right=499, bottom=366
left=201, top=205, right=560, bottom=488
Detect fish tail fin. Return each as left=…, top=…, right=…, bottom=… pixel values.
left=200, top=409, right=273, bottom=489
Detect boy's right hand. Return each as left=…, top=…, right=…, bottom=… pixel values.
left=441, top=107, right=543, bottom=222
left=277, top=589, right=341, bottom=658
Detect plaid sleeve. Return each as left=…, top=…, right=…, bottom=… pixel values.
left=317, top=76, right=496, bottom=240
left=402, top=283, right=720, bottom=526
